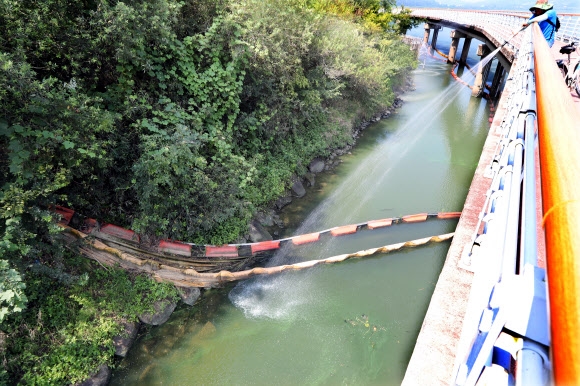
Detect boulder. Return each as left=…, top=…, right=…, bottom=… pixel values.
left=274, top=196, right=292, bottom=210
left=77, top=364, right=111, bottom=386
left=113, top=320, right=139, bottom=357
left=138, top=298, right=177, bottom=326
left=304, top=172, right=315, bottom=187
left=248, top=220, right=273, bottom=242
left=291, top=179, right=306, bottom=198
left=255, top=211, right=275, bottom=227
left=308, top=158, right=325, bottom=173
left=176, top=286, right=201, bottom=306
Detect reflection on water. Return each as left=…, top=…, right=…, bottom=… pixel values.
left=111, top=25, right=493, bottom=386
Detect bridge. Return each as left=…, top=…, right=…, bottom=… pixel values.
left=403, top=8, right=580, bottom=386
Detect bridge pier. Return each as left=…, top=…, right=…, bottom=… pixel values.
left=423, top=23, right=442, bottom=48
left=489, top=62, right=506, bottom=100
left=460, top=37, right=473, bottom=65
left=448, top=30, right=466, bottom=64
left=471, top=44, right=493, bottom=98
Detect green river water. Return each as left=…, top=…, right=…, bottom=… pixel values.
left=111, top=29, right=495, bottom=386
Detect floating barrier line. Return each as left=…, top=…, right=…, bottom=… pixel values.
left=451, top=62, right=473, bottom=88
left=52, top=206, right=461, bottom=259
left=435, top=47, right=449, bottom=59
left=60, top=224, right=454, bottom=287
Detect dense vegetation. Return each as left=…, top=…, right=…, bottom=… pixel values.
left=1, top=0, right=418, bottom=383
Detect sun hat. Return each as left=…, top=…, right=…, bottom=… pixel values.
left=529, top=2, right=553, bottom=11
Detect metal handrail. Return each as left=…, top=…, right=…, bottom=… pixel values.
left=411, top=9, right=580, bottom=45
left=532, top=22, right=580, bottom=385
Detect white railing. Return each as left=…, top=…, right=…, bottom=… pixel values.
left=411, top=9, right=580, bottom=47
left=558, top=14, right=580, bottom=43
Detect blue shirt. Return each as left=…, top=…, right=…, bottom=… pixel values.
left=529, top=9, right=558, bottom=47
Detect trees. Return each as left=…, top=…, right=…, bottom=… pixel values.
left=1, top=3, right=417, bottom=379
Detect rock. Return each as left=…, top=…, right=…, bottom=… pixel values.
left=77, top=364, right=111, bottom=386
left=274, top=196, right=292, bottom=210
left=304, top=172, right=315, bottom=187
left=138, top=298, right=177, bottom=326
left=291, top=179, right=306, bottom=198
left=113, top=319, right=139, bottom=357
left=176, top=286, right=201, bottom=306
left=248, top=220, right=273, bottom=242
left=308, top=158, right=325, bottom=173
left=255, top=211, right=275, bottom=227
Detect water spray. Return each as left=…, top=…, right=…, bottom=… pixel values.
left=501, top=25, right=528, bottom=48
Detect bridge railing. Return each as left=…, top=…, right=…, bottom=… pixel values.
left=411, top=9, right=580, bottom=46
left=453, top=26, right=551, bottom=386
left=558, top=13, right=580, bottom=43
left=532, top=22, right=580, bottom=385
left=412, top=10, right=580, bottom=385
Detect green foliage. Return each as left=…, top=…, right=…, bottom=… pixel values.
left=0, top=0, right=418, bottom=381
left=1, top=0, right=416, bottom=247
left=306, top=0, right=420, bottom=34
left=0, top=260, right=27, bottom=322
left=1, top=254, right=179, bottom=385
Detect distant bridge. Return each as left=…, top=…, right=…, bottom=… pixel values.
left=403, top=9, right=580, bottom=386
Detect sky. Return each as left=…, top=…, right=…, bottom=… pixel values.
left=397, top=0, right=580, bottom=13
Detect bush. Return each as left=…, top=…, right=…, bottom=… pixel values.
left=1, top=253, right=179, bottom=385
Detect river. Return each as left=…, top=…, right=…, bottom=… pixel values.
left=110, top=27, right=495, bottom=385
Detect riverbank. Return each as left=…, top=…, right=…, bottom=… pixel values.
left=58, top=78, right=415, bottom=386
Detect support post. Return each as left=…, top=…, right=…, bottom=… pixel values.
left=431, top=26, right=441, bottom=49
left=423, top=23, right=431, bottom=45
left=471, top=44, right=492, bottom=98
left=448, top=30, right=466, bottom=64
left=489, top=62, right=506, bottom=100
left=460, top=37, right=473, bottom=64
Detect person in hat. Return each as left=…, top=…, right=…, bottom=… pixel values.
left=522, top=1, right=558, bottom=47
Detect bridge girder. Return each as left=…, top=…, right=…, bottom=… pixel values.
left=419, top=18, right=513, bottom=70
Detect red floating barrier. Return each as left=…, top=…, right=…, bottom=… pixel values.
left=54, top=205, right=74, bottom=225
left=159, top=240, right=191, bottom=257
left=100, top=223, right=140, bottom=242
left=83, top=218, right=98, bottom=234
left=330, top=225, right=358, bottom=237
left=367, top=219, right=393, bottom=229
left=205, top=245, right=238, bottom=258
left=291, top=232, right=320, bottom=245
left=402, top=213, right=429, bottom=223
left=437, top=212, right=462, bottom=219
left=251, top=240, right=281, bottom=254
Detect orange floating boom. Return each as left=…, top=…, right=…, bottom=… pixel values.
left=533, top=23, right=580, bottom=385
left=330, top=225, right=358, bottom=236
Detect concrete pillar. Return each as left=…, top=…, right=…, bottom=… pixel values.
left=423, top=23, right=431, bottom=45
left=460, top=37, right=473, bottom=64
left=489, top=62, right=506, bottom=100
left=431, top=27, right=441, bottom=49
left=448, top=30, right=466, bottom=64
left=471, top=44, right=492, bottom=98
